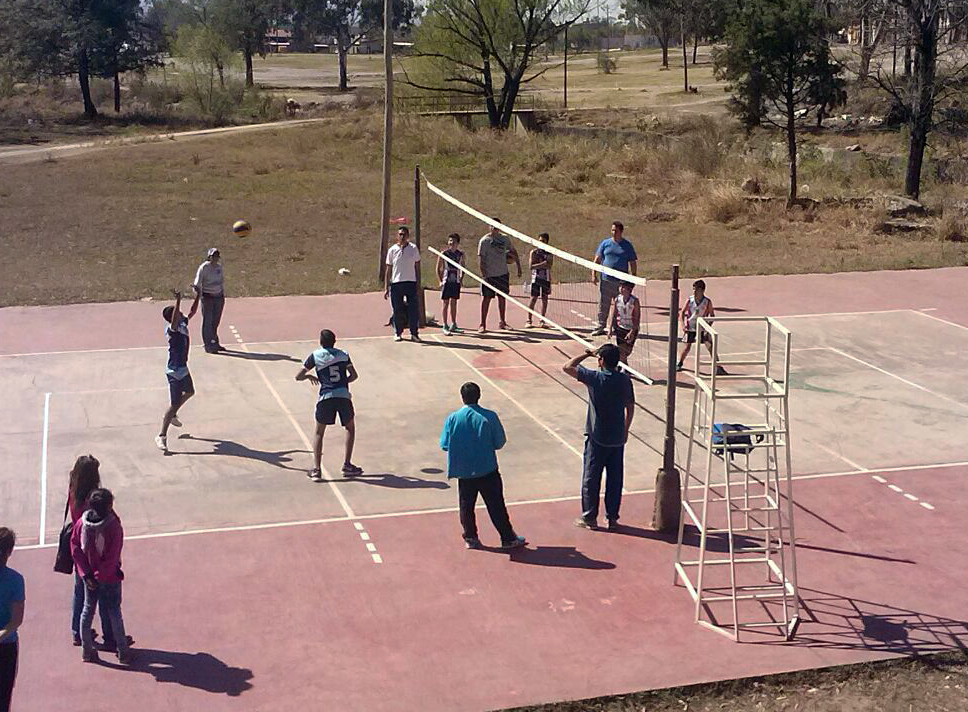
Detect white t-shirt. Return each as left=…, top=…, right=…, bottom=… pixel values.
left=386, top=242, right=420, bottom=283
left=193, top=260, right=224, bottom=295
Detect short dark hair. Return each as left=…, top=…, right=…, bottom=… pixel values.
left=319, top=329, right=336, bottom=348
left=538, top=232, right=550, bottom=242
left=448, top=233, right=461, bottom=243
left=398, top=226, right=410, bottom=236
left=88, top=488, right=114, bottom=519
left=162, top=306, right=175, bottom=322
left=460, top=382, right=481, bottom=404
left=612, top=221, right=624, bottom=231
left=598, top=343, right=621, bottom=370
left=0, top=528, right=15, bottom=558
left=693, top=279, right=706, bottom=291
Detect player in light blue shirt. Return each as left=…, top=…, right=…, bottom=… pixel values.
left=295, top=329, right=361, bottom=482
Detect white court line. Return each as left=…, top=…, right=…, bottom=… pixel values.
left=16, top=456, right=968, bottom=550
left=236, top=339, right=356, bottom=519
left=777, top=308, right=922, bottom=320
left=871, top=475, right=887, bottom=483
left=904, top=493, right=919, bottom=501
left=913, top=310, right=968, bottom=334
left=39, top=393, right=51, bottom=546
left=827, top=347, right=968, bottom=413
left=430, top=334, right=583, bottom=458
left=888, top=484, right=904, bottom=493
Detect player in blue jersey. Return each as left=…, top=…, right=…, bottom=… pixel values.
left=156, top=290, right=199, bottom=452
left=295, top=329, right=362, bottom=482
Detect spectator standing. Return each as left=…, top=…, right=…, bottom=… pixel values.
left=563, top=344, right=635, bottom=530
left=439, top=382, right=526, bottom=550
left=71, top=489, right=132, bottom=664
left=384, top=227, right=422, bottom=342
left=591, top=222, right=637, bottom=336
left=477, top=221, right=521, bottom=333
left=0, top=528, right=24, bottom=712
left=193, top=247, right=226, bottom=353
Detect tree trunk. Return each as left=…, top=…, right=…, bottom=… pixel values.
left=499, top=75, right=521, bottom=130
left=244, top=47, right=254, bottom=88
left=217, top=62, right=225, bottom=89
left=113, top=67, right=121, bottom=113
left=78, top=48, right=97, bottom=118
left=660, top=39, right=669, bottom=68
left=337, top=26, right=350, bottom=91
left=859, top=45, right=873, bottom=80
left=786, top=92, right=798, bottom=207
left=681, top=25, right=688, bottom=91
left=692, top=34, right=699, bottom=64
left=904, top=4, right=939, bottom=199
left=482, top=57, right=500, bottom=129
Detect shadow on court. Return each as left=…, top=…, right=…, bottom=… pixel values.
left=503, top=545, right=615, bottom=569
left=173, top=434, right=308, bottom=470
left=320, top=472, right=450, bottom=489
left=216, top=349, right=302, bottom=363
left=99, top=649, right=253, bottom=696
left=414, top=339, right=500, bottom=352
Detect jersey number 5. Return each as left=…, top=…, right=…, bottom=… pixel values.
left=327, top=365, right=342, bottom=383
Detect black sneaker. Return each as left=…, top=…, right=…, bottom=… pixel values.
left=341, top=463, right=363, bottom=476
left=675, top=362, right=684, bottom=372
left=101, top=635, right=135, bottom=653
left=574, top=517, right=598, bottom=530
left=464, top=538, right=482, bottom=550
left=606, top=518, right=620, bottom=532
left=500, top=536, right=527, bottom=550
left=716, top=366, right=728, bottom=376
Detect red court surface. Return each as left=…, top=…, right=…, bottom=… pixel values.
left=3, top=266, right=968, bottom=712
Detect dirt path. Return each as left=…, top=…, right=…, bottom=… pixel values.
left=0, top=118, right=326, bottom=165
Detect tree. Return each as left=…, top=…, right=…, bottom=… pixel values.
left=91, top=0, right=166, bottom=111
left=623, top=0, right=677, bottom=68
left=714, top=0, right=843, bottom=206
left=873, top=1, right=968, bottom=198
left=0, top=0, right=161, bottom=117
left=295, top=0, right=416, bottom=92
left=407, top=0, right=588, bottom=129
left=217, top=0, right=284, bottom=87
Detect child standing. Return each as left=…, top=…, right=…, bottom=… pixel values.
left=436, top=233, right=465, bottom=335
left=71, top=489, right=131, bottom=664
left=676, top=279, right=726, bottom=375
left=608, top=282, right=640, bottom=364
left=526, top=233, right=553, bottom=328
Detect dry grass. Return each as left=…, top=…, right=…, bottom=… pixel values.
left=2, top=108, right=968, bottom=307
left=506, top=651, right=968, bottom=712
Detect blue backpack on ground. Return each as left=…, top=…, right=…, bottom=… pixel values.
left=712, top=423, right=765, bottom=459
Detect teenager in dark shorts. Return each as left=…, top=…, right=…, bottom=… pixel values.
left=477, top=219, right=521, bottom=332
left=436, top=233, right=465, bottom=335
left=607, top=281, right=640, bottom=364
left=526, top=233, right=553, bottom=328
left=296, top=329, right=362, bottom=482
left=156, top=290, right=199, bottom=452
left=676, top=279, right=726, bottom=375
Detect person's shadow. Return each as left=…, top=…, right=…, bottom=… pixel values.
left=174, top=434, right=307, bottom=471
left=325, top=472, right=450, bottom=489
left=102, top=648, right=253, bottom=696
left=217, top=349, right=301, bottom=363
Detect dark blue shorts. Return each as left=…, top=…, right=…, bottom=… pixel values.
left=481, top=274, right=509, bottom=299
left=685, top=330, right=711, bottom=345
left=441, top=282, right=461, bottom=300
left=530, top=278, right=551, bottom=298
left=315, top=398, right=355, bottom=426
left=167, top=373, right=195, bottom=406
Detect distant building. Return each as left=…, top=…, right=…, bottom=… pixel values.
left=266, top=29, right=292, bottom=53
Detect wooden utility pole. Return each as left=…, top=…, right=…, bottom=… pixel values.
left=681, top=17, right=689, bottom=92
left=414, top=164, right=427, bottom=326
left=377, top=0, right=394, bottom=279
left=563, top=25, right=569, bottom=108
left=653, top=264, right=682, bottom=533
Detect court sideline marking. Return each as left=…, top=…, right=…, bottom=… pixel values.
left=230, top=325, right=382, bottom=565
left=39, top=392, right=51, bottom=546
left=16, top=458, right=966, bottom=550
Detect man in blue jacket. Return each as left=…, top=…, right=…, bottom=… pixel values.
left=440, top=382, right=527, bottom=550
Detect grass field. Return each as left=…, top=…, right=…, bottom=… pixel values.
left=2, top=108, right=968, bottom=307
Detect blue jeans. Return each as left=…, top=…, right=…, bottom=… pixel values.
left=81, top=581, right=129, bottom=656
left=72, top=572, right=112, bottom=642
left=390, top=281, right=419, bottom=336
left=581, top=437, right=625, bottom=522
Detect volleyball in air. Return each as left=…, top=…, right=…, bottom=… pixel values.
left=232, top=220, right=251, bottom=238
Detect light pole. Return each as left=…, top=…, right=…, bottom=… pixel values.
left=378, top=0, right=394, bottom=279
left=564, top=24, right=568, bottom=108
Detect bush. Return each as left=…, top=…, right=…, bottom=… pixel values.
left=129, top=77, right=183, bottom=111
left=702, top=185, right=747, bottom=223
left=597, top=54, right=618, bottom=74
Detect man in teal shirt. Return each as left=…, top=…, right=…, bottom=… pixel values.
left=0, top=527, right=24, bottom=712
left=440, top=382, right=527, bottom=550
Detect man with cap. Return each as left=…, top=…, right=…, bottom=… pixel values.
left=563, top=344, right=635, bottom=531
left=193, top=248, right=225, bottom=353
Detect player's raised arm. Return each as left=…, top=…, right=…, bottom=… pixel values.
left=563, top=349, right=595, bottom=379
left=169, top=290, right=181, bottom=329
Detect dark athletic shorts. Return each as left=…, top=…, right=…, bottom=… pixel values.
left=615, top=326, right=637, bottom=352
left=481, top=274, right=510, bottom=299
left=530, top=278, right=551, bottom=298
left=441, top=282, right=461, bottom=300
left=167, top=373, right=195, bottom=407
left=315, top=397, right=355, bottom=426
left=685, top=330, right=711, bottom=345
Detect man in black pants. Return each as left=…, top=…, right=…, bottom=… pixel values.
left=384, top=227, right=422, bottom=342
left=0, top=527, right=24, bottom=712
left=439, top=383, right=526, bottom=550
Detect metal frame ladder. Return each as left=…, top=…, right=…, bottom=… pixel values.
left=673, top=316, right=800, bottom=642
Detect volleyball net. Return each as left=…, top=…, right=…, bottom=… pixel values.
left=422, top=176, right=656, bottom=384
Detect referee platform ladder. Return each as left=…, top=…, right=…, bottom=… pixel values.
left=673, top=316, right=801, bottom=642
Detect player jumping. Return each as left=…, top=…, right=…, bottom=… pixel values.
left=156, top=290, right=199, bottom=452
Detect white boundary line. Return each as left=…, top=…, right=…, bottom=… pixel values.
left=16, top=458, right=968, bottom=550
left=912, top=310, right=968, bottom=334
left=430, top=333, right=583, bottom=458
left=39, top=392, right=51, bottom=546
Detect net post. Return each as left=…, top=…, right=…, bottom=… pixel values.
left=653, top=263, right=681, bottom=534
left=414, top=164, right=428, bottom=327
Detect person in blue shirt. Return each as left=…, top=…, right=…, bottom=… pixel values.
left=156, top=290, right=199, bottom=452
left=0, top=527, right=25, bottom=712
left=296, top=329, right=362, bottom=482
left=439, top=382, right=526, bottom=550
left=563, top=344, right=635, bottom=531
left=592, top=221, right=638, bottom=336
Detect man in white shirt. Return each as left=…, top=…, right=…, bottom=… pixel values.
left=384, top=227, right=422, bottom=342
left=192, top=248, right=225, bottom=353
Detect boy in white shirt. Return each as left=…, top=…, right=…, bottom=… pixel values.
left=676, top=279, right=726, bottom=375
left=607, top=281, right=640, bottom=364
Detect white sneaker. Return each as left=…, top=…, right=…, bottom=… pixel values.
left=394, top=334, right=403, bottom=342
left=170, top=415, right=182, bottom=427
left=154, top=435, right=167, bottom=452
